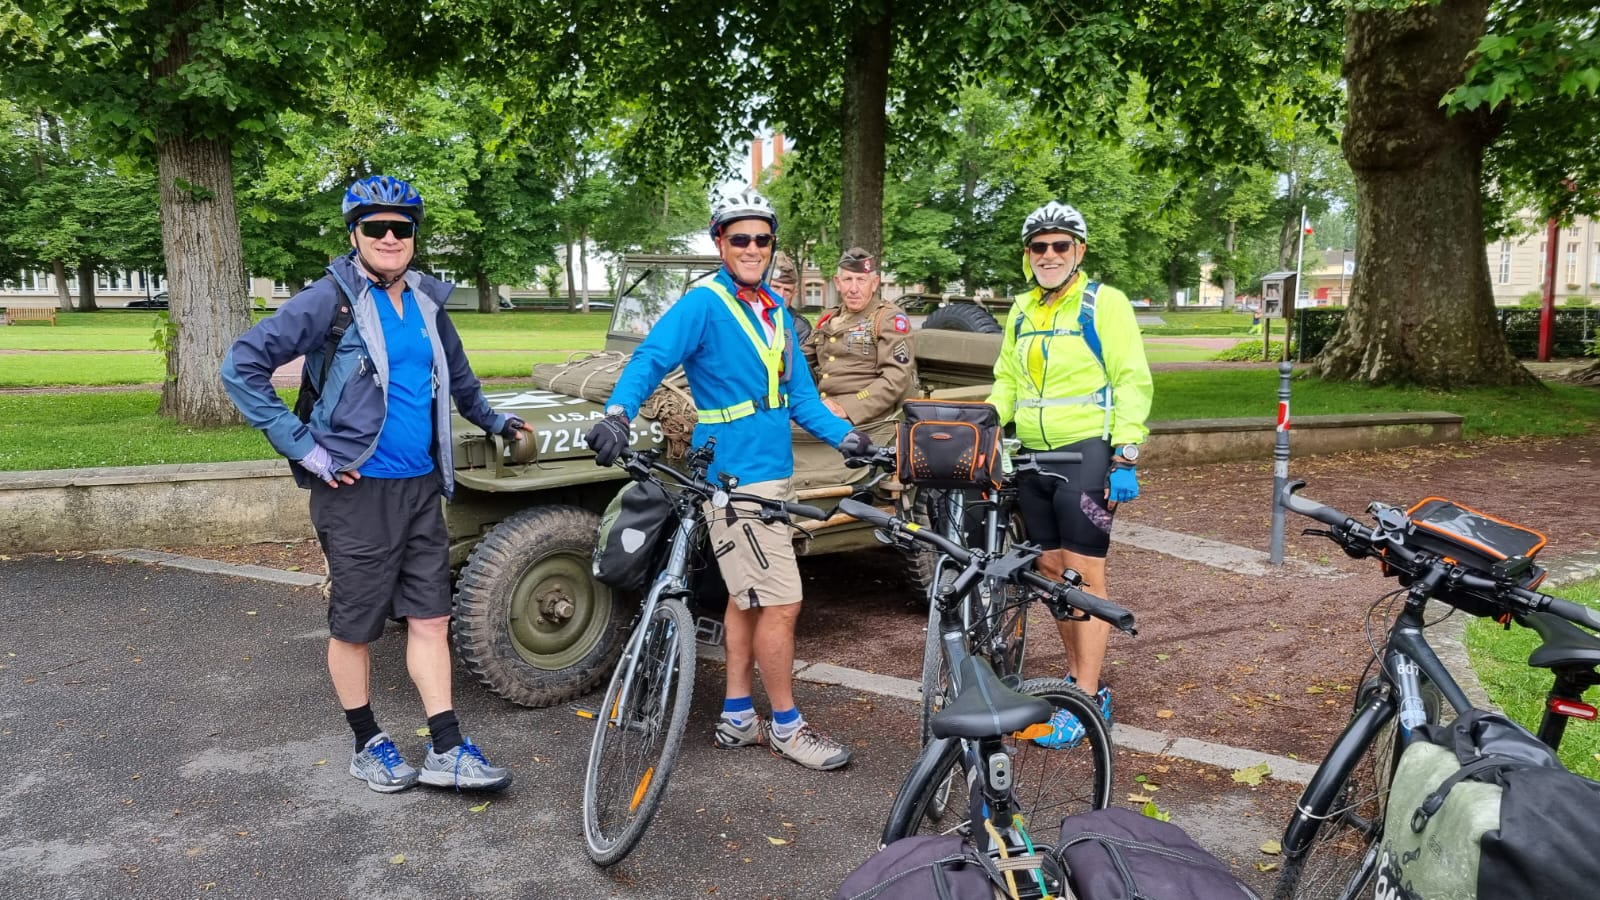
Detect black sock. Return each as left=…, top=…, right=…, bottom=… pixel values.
left=428, top=710, right=463, bottom=754
left=345, top=703, right=381, bottom=749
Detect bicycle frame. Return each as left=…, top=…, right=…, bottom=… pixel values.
left=607, top=496, right=701, bottom=732
left=1281, top=583, right=1479, bottom=871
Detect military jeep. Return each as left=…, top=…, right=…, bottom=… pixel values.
left=445, top=254, right=1003, bottom=708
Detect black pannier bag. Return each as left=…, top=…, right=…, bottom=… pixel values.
left=897, top=400, right=1005, bottom=492
left=1392, top=498, right=1548, bottom=616
left=592, top=479, right=674, bottom=593
left=834, top=834, right=1065, bottom=900
left=1377, top=708, right=1600, bottom=900
left=1055, top=807, right=1261, bottom=899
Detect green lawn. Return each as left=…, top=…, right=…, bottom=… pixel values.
left=0, top=311, right=167, bottom=350
left=1466, top=574, right=1600, bottom=780
left=1140, top=309, right=1257, bottom=335
left=0, top=353, right=166, bottom=386
left=0, top=391, right=277, bottom=470
left=1152, top=369, right=1600, bottom=438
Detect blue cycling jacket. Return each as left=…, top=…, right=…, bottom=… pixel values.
left=607, top=268, right=852, bottom=486
left=221, top=253, right=504, bottom=497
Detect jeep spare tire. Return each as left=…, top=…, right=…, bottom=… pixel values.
left=922, top=303, right=1001, bottom=334
left=453, top=506, right=626, bottom=708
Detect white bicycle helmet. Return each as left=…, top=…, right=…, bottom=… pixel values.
left=710, top=186, right=779, bottom=237
left=1021, top=201, right=1087, bottom=244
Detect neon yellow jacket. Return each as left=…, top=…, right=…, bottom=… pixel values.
left=985, top=273, right=1153, bottom=450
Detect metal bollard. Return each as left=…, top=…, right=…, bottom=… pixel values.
left=1269, top=361, right=1292, bottom=565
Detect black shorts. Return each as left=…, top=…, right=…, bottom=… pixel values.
left=1015, top=436, right=1115, bottom=558
left=310, top=473, right=451, bottom=643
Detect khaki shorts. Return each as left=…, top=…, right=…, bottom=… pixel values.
left=703, top=478, right=803, bottom=611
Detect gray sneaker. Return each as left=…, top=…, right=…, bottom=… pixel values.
left=349, top=732, right=419, bottom=793
left=713, top=715, right=765, bottom=750
left=419, top=737, right=513, bottom=791
left=767, top=722, right=852, bottom=771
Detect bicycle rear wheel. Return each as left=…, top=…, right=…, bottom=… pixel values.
left=884, top=677, right=1113, bottom=844
left=582, top=598, right=696, bottom=866
left=1274, top=677, right=1442, bottom=899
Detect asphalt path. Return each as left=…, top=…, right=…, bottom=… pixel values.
left=0, top=555, right=1283, bottom=899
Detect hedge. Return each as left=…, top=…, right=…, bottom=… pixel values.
left=1291, top=306, right=1598, bottom=360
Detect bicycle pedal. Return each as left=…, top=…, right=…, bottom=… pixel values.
left=695, top=616, right=725, bottom=647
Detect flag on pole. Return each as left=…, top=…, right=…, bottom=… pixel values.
left=1302, top=210, right=1313, bottom=236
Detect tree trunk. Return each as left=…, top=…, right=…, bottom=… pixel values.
left=838, top=8, right=891, bottom=256
left=1221, top=220, right=1237, bottom=311
left=564, top=239, right=577, bottom=311
left=77, top=259, right=96, bottom=310
left=155, top=134, right=252, bottom=423
left=476, top=272, right=496, bottom=314
left=578, top=225, right=591, bottom=313
left=52, top=259, right=74, bottom=310
left=1312, top=0, right=1534, bottom=388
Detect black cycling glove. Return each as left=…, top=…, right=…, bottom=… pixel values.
left=585, top=414, right=632, bottom=466
left=838, top=429, right=875, bottom=461
left=497, top=414, right=528, bottom=440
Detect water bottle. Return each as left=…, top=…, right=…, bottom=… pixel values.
left=1398, top=693, right=1428, bottom=730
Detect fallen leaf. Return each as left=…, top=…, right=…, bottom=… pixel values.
left=1127, top=793, right=1155, bottom=804
left=312, top=759, right=327, bottom=767
left=415, top=727, right=430, bottom=737
left=1261, top=840, right=1281, bottom=855
left=1305, top=686, right=1325, bottom=695
left=1255, top=862, right=1279, bottom=873
left=469, top=801, right=491, bottom=813
left=1140, top=801, right=1171, bottom=822
left=1156, top=709, right=1175, bottom=719
left=1155, top=653, right=1170, bottom=661
left=766, top=836, right=788, bottom=846
left=390, top=854, right=405, bottom=865
left=245, top=611, right=257, bottom=616
left=1232, top=763, right=1272, bottom=786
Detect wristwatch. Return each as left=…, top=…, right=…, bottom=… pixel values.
left=1116, top=444, right=1141, bottom=464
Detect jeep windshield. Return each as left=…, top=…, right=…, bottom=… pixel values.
left=606, top=254, right=725, bottom=351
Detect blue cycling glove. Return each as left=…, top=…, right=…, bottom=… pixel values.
left=1107, top=464, right=1140, bottom=503
left=298, top=443, right=338, bottom=484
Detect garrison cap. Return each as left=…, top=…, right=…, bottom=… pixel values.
left=771, top=251, right=799, bottom=285
left=838, top=247, right=875, bottom=274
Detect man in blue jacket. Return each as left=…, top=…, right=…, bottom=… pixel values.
left=222, top=176, right=528, bottom=793
left=585, top=187, right=875, bottom=771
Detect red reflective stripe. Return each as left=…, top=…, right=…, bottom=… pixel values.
left=1276, top=401, right=1290, bottom=432
left=1550, top=698, right=1597, bottom=720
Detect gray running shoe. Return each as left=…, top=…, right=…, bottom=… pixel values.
left=349, top=732, right=419, bottom=793
left=713, top=715, right=765, bottom=750
left=419, top=737, right=513, bottom=791
left=767, top=722, right=852, bottom=771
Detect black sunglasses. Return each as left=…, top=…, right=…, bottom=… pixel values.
left=1029, top=239, right=1078, bottom=255
left=725, top=233, right=774, bottom=249
left=358, top=219, right=417, bottom=239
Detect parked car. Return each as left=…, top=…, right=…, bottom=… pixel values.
left=126, top=291, right=169, bottom=309
left=443, top=253, right=1005, bottom=708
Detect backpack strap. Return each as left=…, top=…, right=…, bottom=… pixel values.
left=1411, top=756, right=1533, bottom=833
left=292, top=279, right=354, bottom=423
left=1079, top=281, right=1104, bottom=374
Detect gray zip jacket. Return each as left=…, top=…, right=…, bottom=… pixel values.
left=221, top=253, right=504, bottom=497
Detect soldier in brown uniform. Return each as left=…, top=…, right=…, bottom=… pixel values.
left=801, top=247, right=915, bottom=424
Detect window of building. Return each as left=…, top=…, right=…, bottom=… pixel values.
left=1498, top=241, right=1512, bottom=284
left=272, top=280, right=291, bottom=296
left=431, top=269, right=455, bottom=284
left=1567, top=242, right=1581, bottom=286
left=1539, top=242, right=1547, bottom=285
left=804, top=283, right=823, bottom=308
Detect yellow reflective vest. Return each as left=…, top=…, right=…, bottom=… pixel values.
left=986, top=274, right=1153, bottom=450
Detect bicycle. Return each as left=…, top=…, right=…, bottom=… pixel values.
left=1272, top=480, right=1600, bottom=900
left=908, top=441, right=1088, bottom=748
left=836, top=496, right=1136, bottom=868
left=581, top=441, right=826, bottom=866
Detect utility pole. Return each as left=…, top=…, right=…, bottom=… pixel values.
left=1290, top=205, right=1307, bottom=363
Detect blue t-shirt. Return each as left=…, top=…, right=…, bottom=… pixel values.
left=361, top=288, right=435, bottom=478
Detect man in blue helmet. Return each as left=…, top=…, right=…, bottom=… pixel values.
left=222, top=175, right=529, bottom=793
left=585, top=186, right=876, bottom=771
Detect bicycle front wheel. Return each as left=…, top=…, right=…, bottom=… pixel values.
left=582, top=597, right=696, bottom=866
left=1274, top=677, right=1442, bottom=899
left=884, top=676, right=1113, bottom=844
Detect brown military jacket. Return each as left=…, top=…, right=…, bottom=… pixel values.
left=801, top=296, right=915, bottom=424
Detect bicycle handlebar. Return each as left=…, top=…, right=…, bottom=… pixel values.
left=1278, top=480, right=1598, bottom=632
left=837, top=497, right=1136, bottom=635
left=616, top=449, right=829, bottom=524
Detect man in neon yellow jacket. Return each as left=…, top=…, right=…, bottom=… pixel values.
left=986, top=201, right=1153, bottom=749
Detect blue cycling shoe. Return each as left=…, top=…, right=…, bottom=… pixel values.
left=1033, top=686, right=1112, bottom=750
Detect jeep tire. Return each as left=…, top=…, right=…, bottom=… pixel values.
left=453, top=506, right=626, bottom=708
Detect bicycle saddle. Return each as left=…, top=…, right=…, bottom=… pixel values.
left=931, top=656, right=1054, bottom=740
left=1522, top=611, right=1600, bottom=672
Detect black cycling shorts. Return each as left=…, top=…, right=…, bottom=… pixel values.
left=1015, top=436, right=1115, bottom=557
left=310, top=473, right=451, bottom=643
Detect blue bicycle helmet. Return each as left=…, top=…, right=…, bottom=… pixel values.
left=342, top=175, right=425, bottom=228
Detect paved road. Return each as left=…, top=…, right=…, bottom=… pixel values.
left=0, top=555, right=1286, bottom=899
